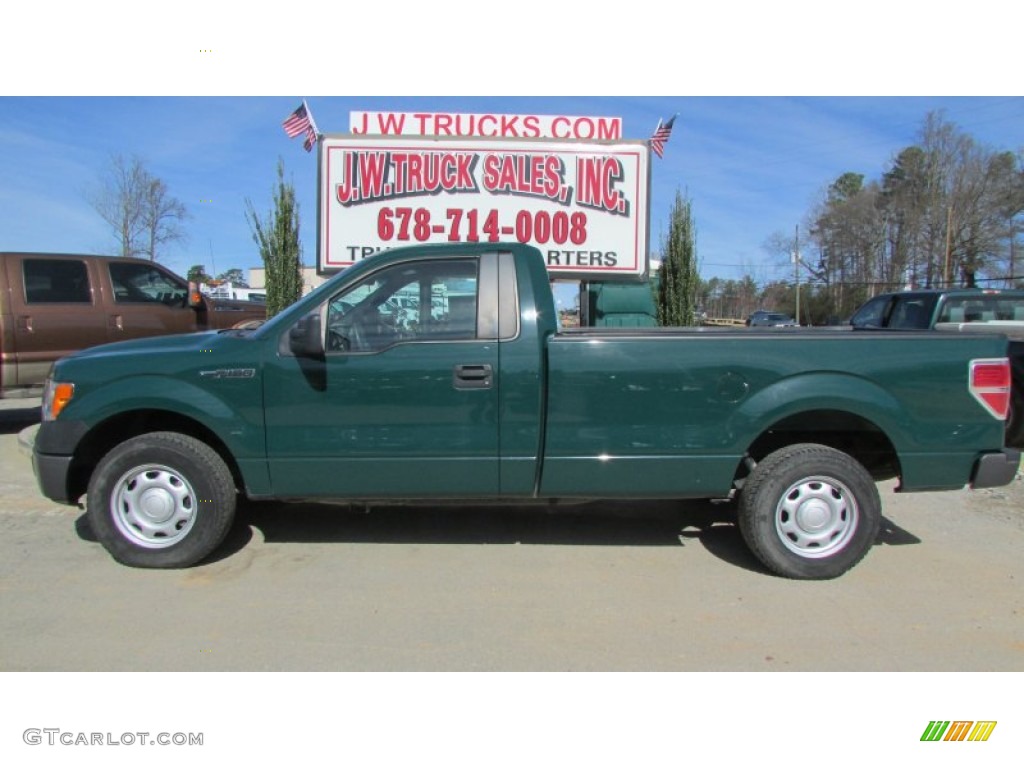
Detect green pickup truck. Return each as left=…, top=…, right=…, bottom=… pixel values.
left=31, top=243, right=1020, bottom=579
left=850, top=287, right=1024, bottom=447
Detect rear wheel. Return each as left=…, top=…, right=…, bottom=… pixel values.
left=737, top=444, right=881, bottom=579
left=86, top=432, right=236, bottom=568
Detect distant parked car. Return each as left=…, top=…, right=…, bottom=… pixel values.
left=746, top=311, right=798, bottom=327
left=0, top=252, right=266, bottom=396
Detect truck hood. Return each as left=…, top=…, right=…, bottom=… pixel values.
left=52, top=330, right=256, bottom=383
left=62, top=330, right=223, bottom=361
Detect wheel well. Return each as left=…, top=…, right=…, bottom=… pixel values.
left=66, top=410, right=245, bottom=503
left=744, top=409, right=900, bottom=482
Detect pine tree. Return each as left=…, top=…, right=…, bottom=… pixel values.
left=245, top=159, right=304, bottom=317
left=656, top=190, right=700, bottom=326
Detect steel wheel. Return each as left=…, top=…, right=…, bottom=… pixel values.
left=775, top=475, right=858, bottom=558
left=111, top=463, right=199, bottom=548
left=737, top=443, right=881, bottom=579
left=88, top=432, right=236, bottom=568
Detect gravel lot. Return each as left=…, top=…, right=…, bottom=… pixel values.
left=2, top=396, right=1022, bottom=671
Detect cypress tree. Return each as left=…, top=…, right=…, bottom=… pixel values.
left=245, top=159, right=304, bottom=318
left=656, top=190, right=700, bottom=326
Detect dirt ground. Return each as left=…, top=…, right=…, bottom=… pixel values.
left=1, top=397, right=1022, bottom=671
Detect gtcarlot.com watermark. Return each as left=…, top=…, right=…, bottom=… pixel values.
left=23, top=728, right=203, bottom=747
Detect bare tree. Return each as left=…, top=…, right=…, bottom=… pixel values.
left=140, top=176, right=188, bottom=261
left=88, top=154, right=188, bottom=260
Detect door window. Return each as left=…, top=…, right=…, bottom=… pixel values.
left=23, top=259, right=92, bottom=303
left=108, top=262, right=188, bottom=306
left=325, top=260, right=478, bottom=353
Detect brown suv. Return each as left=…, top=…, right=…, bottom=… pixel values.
left=1, top=252, right=265, bottom=396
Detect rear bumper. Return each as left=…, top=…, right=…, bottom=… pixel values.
left=971, top=449, right=1021, bottom=489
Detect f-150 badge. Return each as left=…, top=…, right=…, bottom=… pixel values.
left=199, top=368, right=256, bottom=379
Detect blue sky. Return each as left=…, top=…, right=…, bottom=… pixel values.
left=2, top=95, right=1020, bottom=286
left=3, top=5, right=1021, bottom=289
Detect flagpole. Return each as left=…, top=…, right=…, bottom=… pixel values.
left=303, top=99, right=320, bottom=138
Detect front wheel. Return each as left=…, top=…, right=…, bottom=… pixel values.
left=737, top=444, right=881, bottom=579
left=86, top=432, right=236, bottom=568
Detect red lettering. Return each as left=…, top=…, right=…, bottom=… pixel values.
left=378, top=113, right=406, bottom=134
left=453, top=114, right=474, bottom=136
left=358, top=152, right=389, bottom=199
left=481, top=154, right=564, bottom=202
left=434, top=114, right=453, bottom=136
left=482, top=154, right=500, bottom=190
left=552, top=116, right=571, bottom=139
left=479, top=114, right=498, bottom=137
left=596, top=117, right=621, bottom=140
left=390, top=154, right=409, bottom=194
left=335, top=153, right=356, bottom=204
left=543, top=156, right=562, bottom=198
left=500, top=114, right=520, bottom=137
left=498, top=156, right=518, bottom=190
left=406, top=154, right=423, bottom=192
left=523, top=115, right=541, bottom=138
left=574, top=117, right=595, bottom=139
left=575, top=157, right=627, bottom=215
left=455, top=154, right=476, bottom=189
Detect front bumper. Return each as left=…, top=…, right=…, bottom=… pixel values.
left=971, top=448, right=1021, bottom=489
left=30, top=419, right=89, bottom=505
left=33, top=451, right=76, bottom=504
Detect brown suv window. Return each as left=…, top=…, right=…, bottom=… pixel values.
left=23, top=259, right=92, bottom=303
left=108, top=262, right=188, bottom=306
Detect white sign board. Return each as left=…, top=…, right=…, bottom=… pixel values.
left=318, top=134, right=649, bottom=279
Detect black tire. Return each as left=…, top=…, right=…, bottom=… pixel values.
left=737, top=443, right=881, bottom=579
left=86, top=432, right=236, bottom=568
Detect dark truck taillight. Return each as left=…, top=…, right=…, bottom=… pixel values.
left=969, top=358, right=1012, bottom=420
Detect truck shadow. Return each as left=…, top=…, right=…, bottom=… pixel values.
left=224, top=499, right=919, bottom=575
left=73, top=501, right=920, bottom=576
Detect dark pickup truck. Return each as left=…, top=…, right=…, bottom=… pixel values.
left=31, top=243, right=1019, bottom=579
left=850, top=288, right=1024, bottom=447
left=1, top=251, right=266, bottom=396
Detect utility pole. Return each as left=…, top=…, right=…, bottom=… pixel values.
left=793, top=225, right=801, bottom=325
left=1010, top=220, right=1017, bottom=286
left=944, top=205, right=953, bottom=287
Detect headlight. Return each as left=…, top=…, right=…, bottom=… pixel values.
left=42, top=378, right=75, bottom=421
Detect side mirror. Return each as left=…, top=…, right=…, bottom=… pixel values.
left=288, top=312, right=324, bottom=359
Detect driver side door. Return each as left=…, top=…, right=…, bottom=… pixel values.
left=263, top=256, right=500, bottom=498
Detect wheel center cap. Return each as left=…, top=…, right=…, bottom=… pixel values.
left=797, top=499, right=831, bottom=531
left=139, top=489, right=175, bottom=523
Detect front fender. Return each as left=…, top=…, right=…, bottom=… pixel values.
left=60, top=374, right=264, bottom=460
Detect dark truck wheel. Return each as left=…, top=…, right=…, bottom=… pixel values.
left=86, top=432, right=236, bottom=568
left=737, top=444, right=881, bottom=579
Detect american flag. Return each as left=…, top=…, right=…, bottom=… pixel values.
left=282, top=101, right=319, bottom=153
left=650, top=115, right=676, bottom=159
